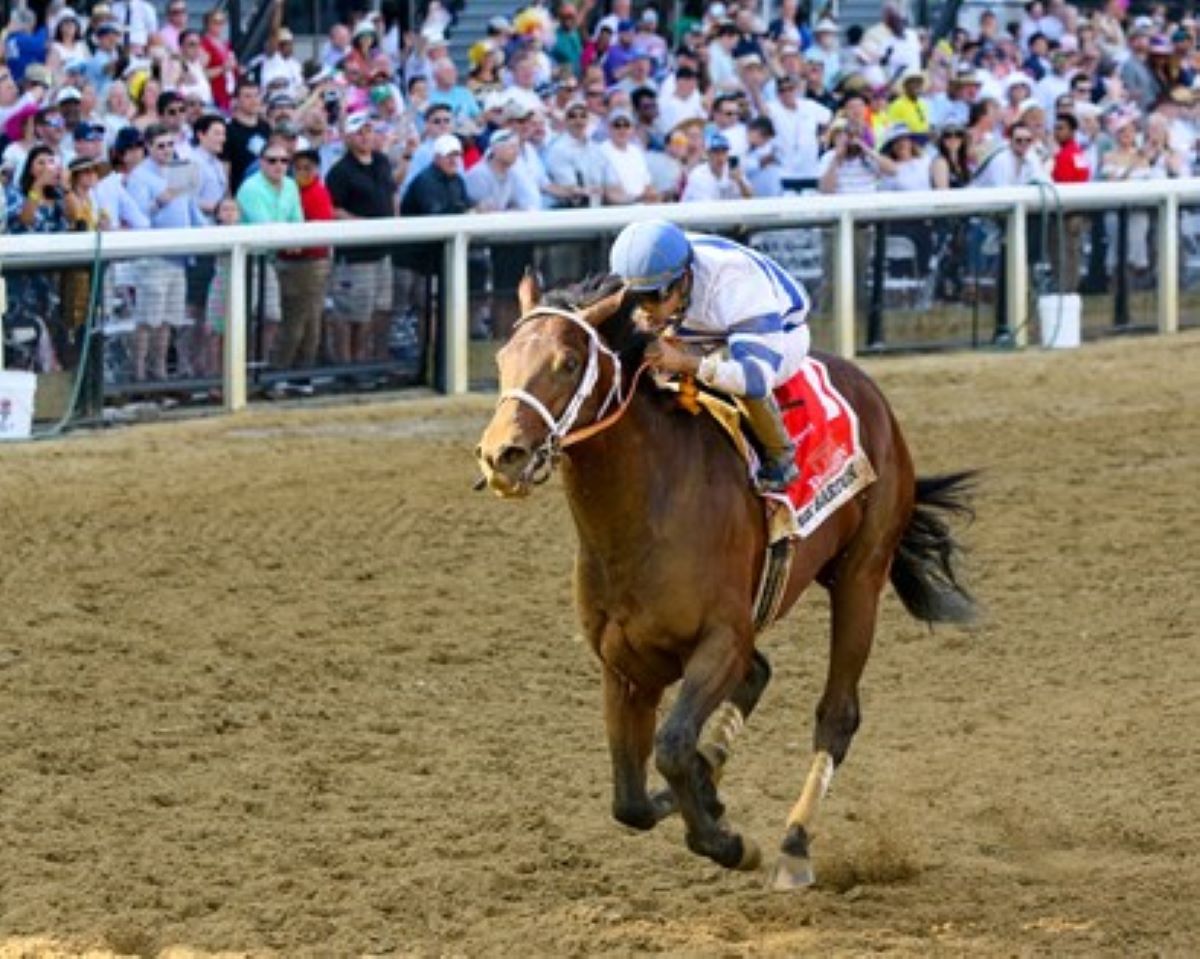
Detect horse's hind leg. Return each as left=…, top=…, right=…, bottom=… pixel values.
left=655, top=629, right=761, bottom=871
left=771, top=571, right=884, bottom=890
left=602, top=664, right=671, bottom=831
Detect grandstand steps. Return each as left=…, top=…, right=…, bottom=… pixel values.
left=448, top=0, right=515, bottom=71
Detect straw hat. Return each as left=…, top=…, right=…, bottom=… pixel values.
left=891, top=66, right=927, bottom=96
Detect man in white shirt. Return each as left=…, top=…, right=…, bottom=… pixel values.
left=681, top=131, right=752, bottom=202
left=768, top=74, right=831, bottom=192
left=709, top=92, right=748, bottom=159
left=972, top=122, right=1044, bottom=187
left=658, top=66, right=705, bottom=133
left=111, top=0, right=157, bottom=55
left=260, top=27, right=305, bottom=100
left=600, top=107, right=657, bottom=204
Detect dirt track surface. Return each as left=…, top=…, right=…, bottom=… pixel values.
left=1, top=333, right=1198, bottom=958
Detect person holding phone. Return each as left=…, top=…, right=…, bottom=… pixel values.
left=681, top=131, right=752, bottom=202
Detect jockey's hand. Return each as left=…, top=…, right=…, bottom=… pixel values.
left=645, top=338, right=701, bottom=376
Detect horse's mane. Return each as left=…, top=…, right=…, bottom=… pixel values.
left=541, top=273, right=653, bottom=365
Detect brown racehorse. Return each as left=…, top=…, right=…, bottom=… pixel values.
left=475, top=273, right=976, bottom=889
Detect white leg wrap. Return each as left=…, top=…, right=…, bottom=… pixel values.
left=697, top=702, right=746, bottom=773
left=786, top=750, right=836, bottom=833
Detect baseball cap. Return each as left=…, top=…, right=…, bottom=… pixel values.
left=487, top=128, right=518, bottom=152
left=488, top=15, right=512, bottom=32
left=113, top=126, right=144, bottom=152
left=95, top=20, right=121, bottom=36
left=617, top=18, right=636, bottom=32
left=344, top=111, right=373, bottom=133
left=74, top=121, right=105, bottom=142
left=267, top=92, right=296, bottom=110
left=641, top=9, right=658, bottom=24
left=55, top=86, right=82, bottom=105
left=277, top=27, right=294, bottom=43
left=707, top=131, right=731, bottom=151
left=434, top=133, right=463, bottom=157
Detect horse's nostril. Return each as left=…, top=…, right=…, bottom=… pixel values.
left=473, top=444, right=483, bottom=462
left=497, top=444, right=530, bottom=470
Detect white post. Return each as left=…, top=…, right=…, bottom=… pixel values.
left=1007, top=204, right=1028, bottom=348
left=224, top=245, right=248, bottom=411
left=442, top=232, right=470, bottom=395
left=1157, top=194, right=1179, bottom=335
left=833, top=212, right=856, bottom=359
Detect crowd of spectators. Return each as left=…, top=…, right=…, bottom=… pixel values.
left=3, top=0, right=1200, bottom=378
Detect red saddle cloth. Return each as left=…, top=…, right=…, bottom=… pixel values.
left=772, top=357, right=876, bottom=537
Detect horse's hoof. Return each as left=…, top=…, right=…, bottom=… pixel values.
left=769, top=853, right=815, bottom=890
left=735, top=834, right=762, bottom=872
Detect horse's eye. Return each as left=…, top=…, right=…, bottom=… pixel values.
left=561, top=355, right=581, bottom=376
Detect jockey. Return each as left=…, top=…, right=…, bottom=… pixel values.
left=610, top=219, right=811, bottom=492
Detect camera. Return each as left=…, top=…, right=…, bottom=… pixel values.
left=729, top=156, right=739, bottom=170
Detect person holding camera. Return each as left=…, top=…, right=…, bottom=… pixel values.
left=817, top=116, right=897, bottom=194
left=681, top=131, right=752, bottom=202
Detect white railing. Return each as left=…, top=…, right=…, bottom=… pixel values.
left=1, top=178, right=1196, bottom=409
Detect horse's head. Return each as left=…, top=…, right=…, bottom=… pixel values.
left=475, top=271, right=640, bottom=498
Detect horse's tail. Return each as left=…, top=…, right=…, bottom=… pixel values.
left=890, top=471, right=978, bottom=626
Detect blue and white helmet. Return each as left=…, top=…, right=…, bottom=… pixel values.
left=609, top=220, right=693, bottom=292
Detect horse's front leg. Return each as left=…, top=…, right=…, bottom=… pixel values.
left=655, top=628, right=761, bottom=871
left=602, top=664, right=670, bottom=831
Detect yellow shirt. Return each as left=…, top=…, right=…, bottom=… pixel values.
left=886, top=96, right=931, bottom=135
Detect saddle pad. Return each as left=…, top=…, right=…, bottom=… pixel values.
left=770, top=358, right=877, bottom=538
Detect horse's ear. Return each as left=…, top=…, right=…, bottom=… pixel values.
left=579, top=285, right=627, bottom=328
left=517, top=266, right=541, bottom=316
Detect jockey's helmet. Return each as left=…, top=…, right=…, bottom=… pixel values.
left=610, top=220, right=692, bottom=292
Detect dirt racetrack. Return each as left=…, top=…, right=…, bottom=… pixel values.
left=1, top=332, right=1198, bottom=958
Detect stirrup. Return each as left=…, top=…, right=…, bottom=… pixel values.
left=756, top=459, right=800, bottom=493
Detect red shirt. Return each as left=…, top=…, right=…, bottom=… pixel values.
left=1052, top=139, right=1090, bottom=183
left=201, top=35, right=234, bottom=111
left=282, top=177, right=334, bottom=260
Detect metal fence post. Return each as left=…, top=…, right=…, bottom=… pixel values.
left=224, top=244, right=247, bottom=411
left=1006, top=204, right=1028, bottom=348
left=1157, top=194, right=1179, bottom=335
left=442, top=232, right=469, bottom=395
left=833, top=212, right=856, bottom=358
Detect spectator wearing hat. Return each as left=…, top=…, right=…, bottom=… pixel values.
left=582, top=21, right=615, bottom=75
left=48, top=11, right=89, bottom=82
left=808, top=18, right=841, bottom=93
left=818, top=115, right=896, bottom=194
left=464, top=128, right=539, bottom=213
left=399, top=102, right=455, bottom=197
left=633, top=9, right=668, bottom=73
left=33, top=106, right=68, bottom=166
left=886, top=67, right=931, bottom=136
left=201, top=8, right=237, bottom=112
left=263, top=11, right=305, bottom=101
left=768, top=73, right=831, bottom=193
left=599, top=106, right=656, bottom=204
left=274, top=146, right=335, bottom=374
left=95, top=126, right=149, bottom=232
left=1001, top=72, right=1035, bottom=129
left=1122, top=27, right=1161, bottom=112
left=59, top=155, right=106, bottom=349
left=2, top=102, right=41, bottom=180
left=682, top=130, right=752, bottom=201
left=603, top=19, right=641, bottom=87
left=929, top=66, right=982, bottom=130
left=326, top=112, right=397, bottom=365
left=62, top=119, right=106, bottom=170
left=83, top=20, right=123, bottom=99
left=123, top=124, right=199, bottom=380
left=396, top=132, right=468, bottom=351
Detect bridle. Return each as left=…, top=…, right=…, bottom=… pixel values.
left=496, top=305, right=645, bottom=486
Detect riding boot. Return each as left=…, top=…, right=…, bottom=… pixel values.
left=737, top=394, right=800, bottom=493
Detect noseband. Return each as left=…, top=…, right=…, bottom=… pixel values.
left=498, top=306, right=632, bottom=485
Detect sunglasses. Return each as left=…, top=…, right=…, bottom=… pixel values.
left=166, top=106, right=185, bottom=115
left=262, top=155, right=289, bottom=164
left=566, top=110, right=588, bottom=119
left=611, top=120, right=632, bottom=128
left=428, top=115, right=451, bottom=124
left=1012, top=136, right=1033, bottom=145
left=585, top=90, right=605, bottom=98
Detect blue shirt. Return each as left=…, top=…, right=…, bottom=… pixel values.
left=4, top=29, right=47, bottom=83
